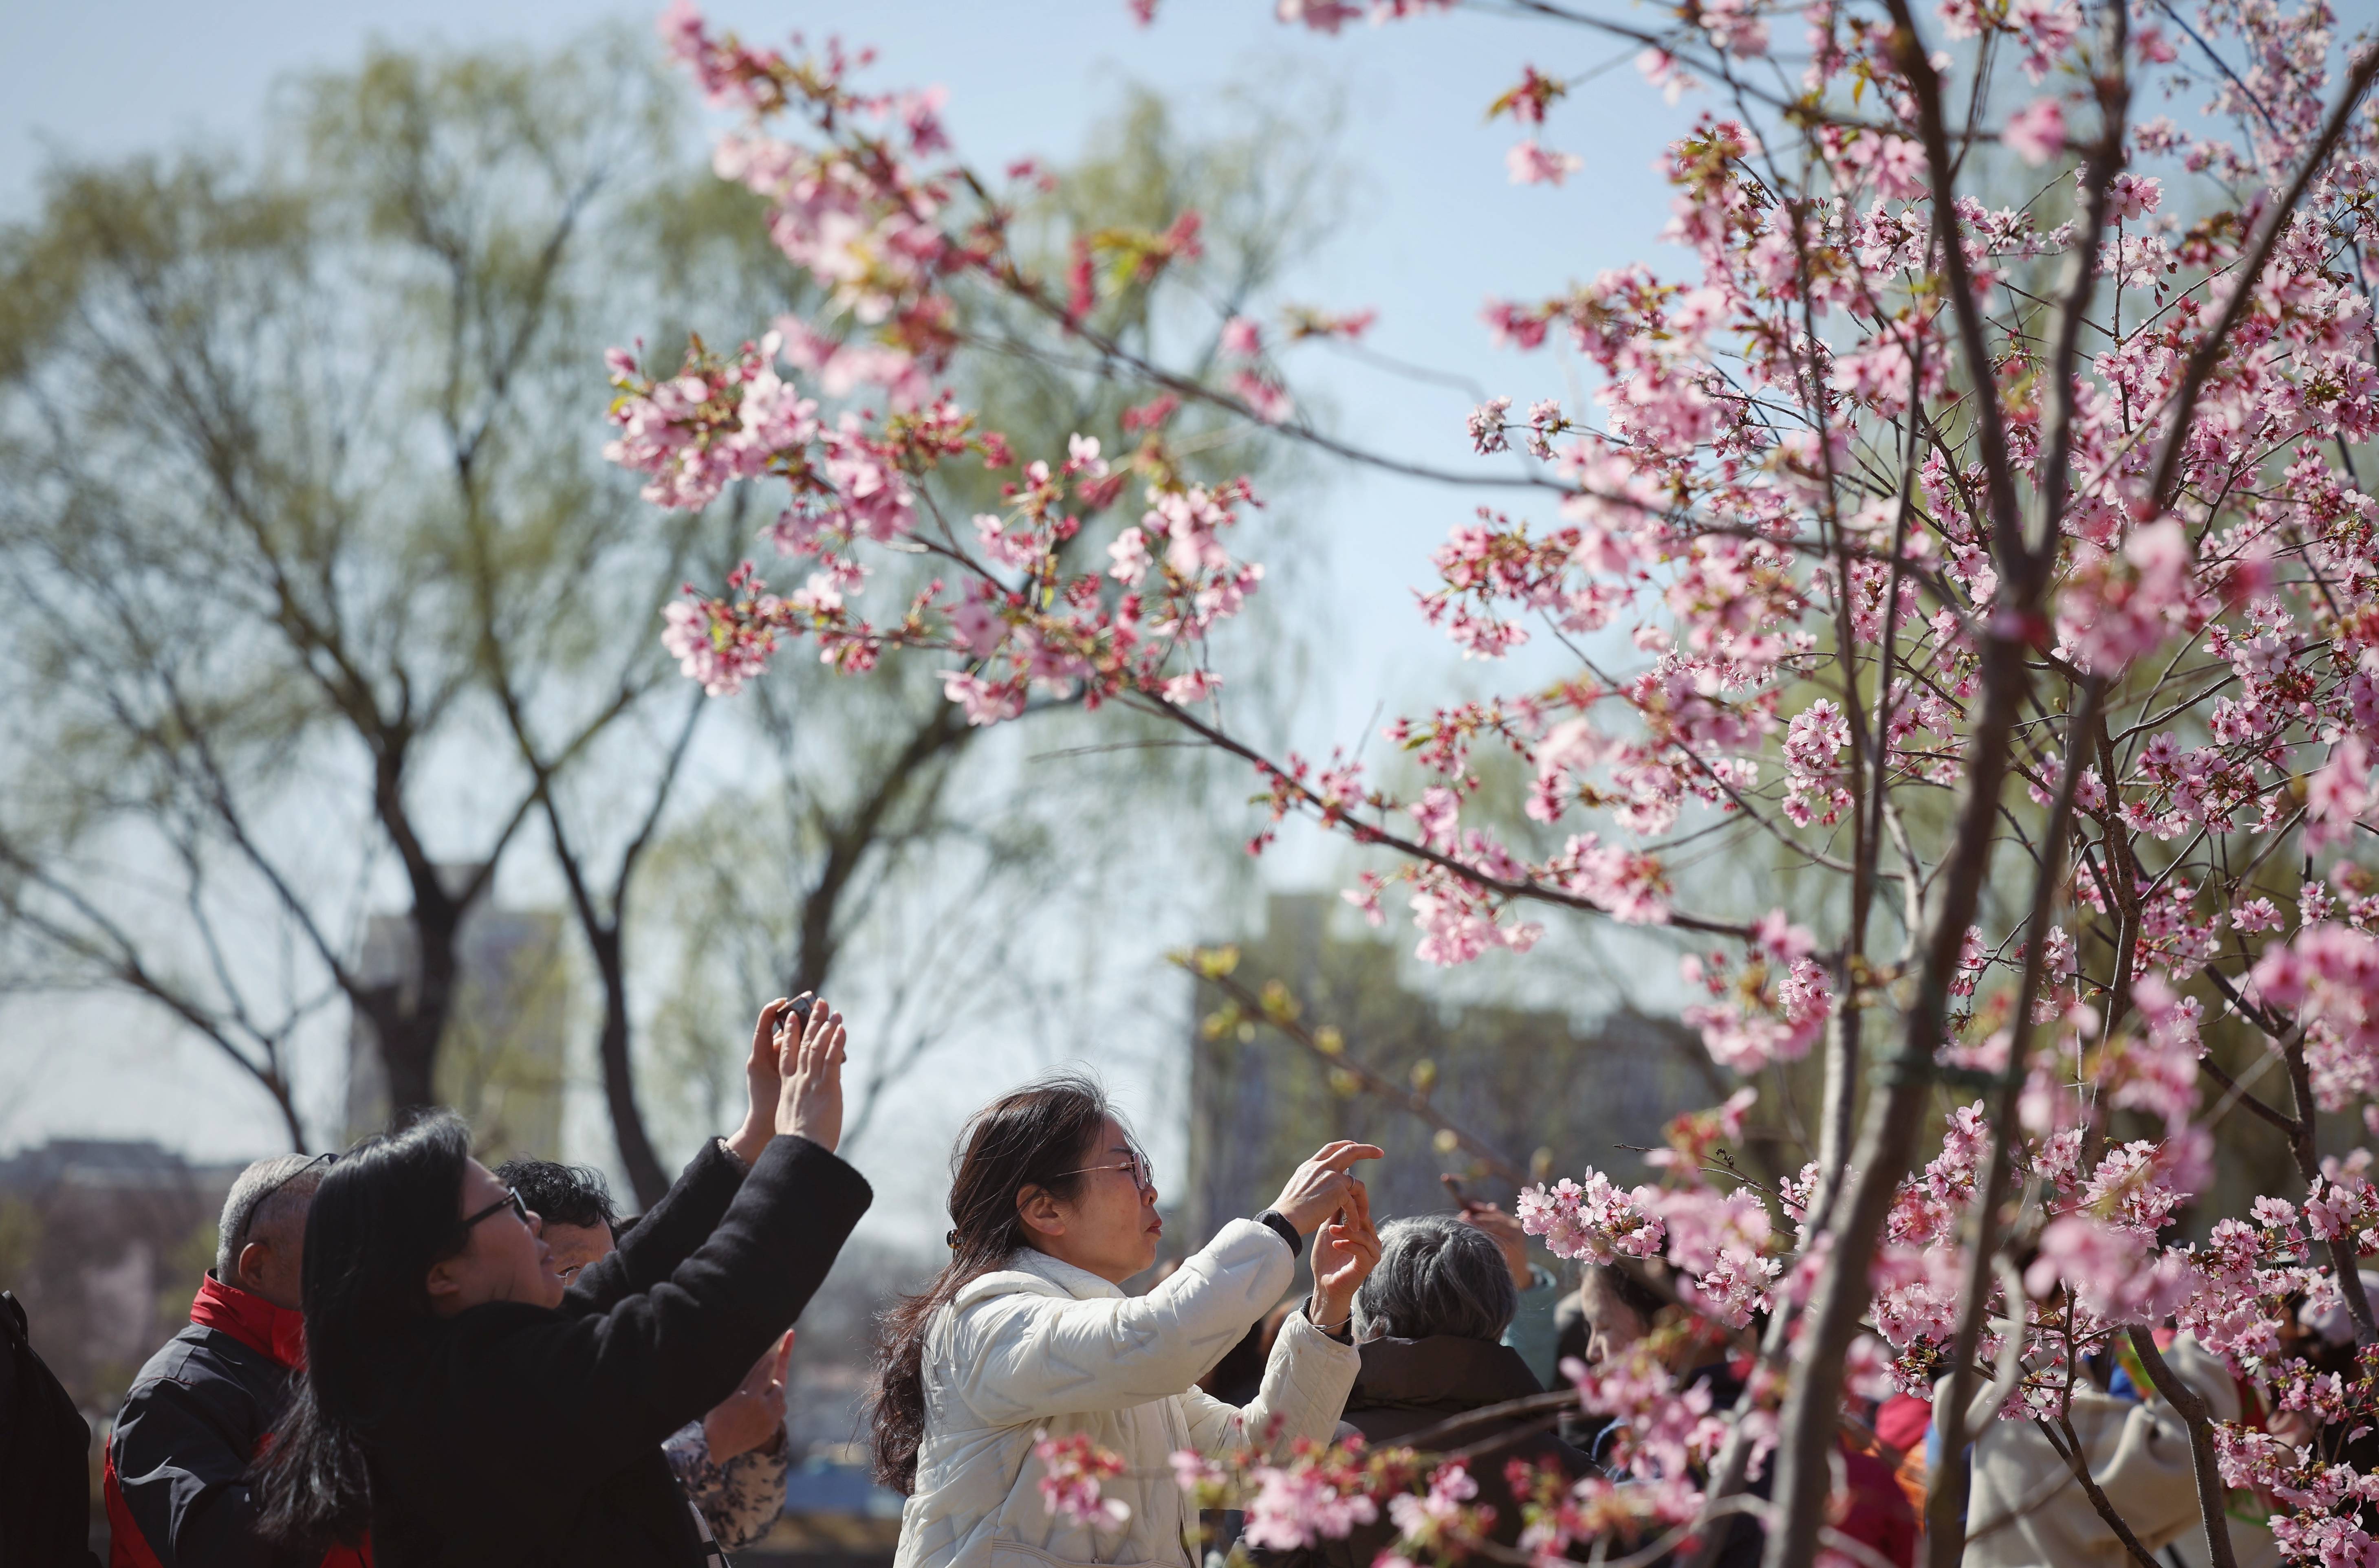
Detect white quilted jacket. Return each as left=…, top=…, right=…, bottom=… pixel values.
left=892, top=1218, right=1361, bottom=1568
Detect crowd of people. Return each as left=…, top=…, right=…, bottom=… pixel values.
left=52, top=995, right=2264, bottom=1568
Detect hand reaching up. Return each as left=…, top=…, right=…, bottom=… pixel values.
left=1455, top=1199, right=1537, bottom=1291
left=1310, top=1179, right=1379, bottom=1333
left=726, top=996, right=810, bottom=1167
left=775, top=996, right=847, bottom=1152
left=1270, top=1140, right=1386, bottom=1233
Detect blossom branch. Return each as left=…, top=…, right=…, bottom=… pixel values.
left=2033, top=2, right=2129, bottom=556
left=1924, top=676, right=2102, bottom=1565
left=2038, top=1414, right=2165, bottom=1568
left=1879, top=0, right=2025, bottom=566
left=2144, top=42, right=2379, bottom=509
left=2280, top=1020, right=2379, bottom=1346
left=2120, top=1325, right=2238, bottom=1568
left=1124, top=693, right=1758, bottom=939
left=1176, top=950, right=1532, bottom=1185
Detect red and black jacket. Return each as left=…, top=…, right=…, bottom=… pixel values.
left=104, top=1273, right=369, bottom=1568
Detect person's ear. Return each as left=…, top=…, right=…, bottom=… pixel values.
left=1016, top=1184, right=1066, bottom=1240
left=425, top=1252, right=469, bottom=1303
left=236, top=1239, right=271, bottom=1289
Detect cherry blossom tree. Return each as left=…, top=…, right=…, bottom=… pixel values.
left=608, top=0, right=2379, bottom=1564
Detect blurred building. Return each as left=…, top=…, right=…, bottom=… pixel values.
left=0, top=1138, right=242, bottom=1416
left=345, top=864, right=568, bottom=1160
left=1184, top=893, right=1713, bottom=1241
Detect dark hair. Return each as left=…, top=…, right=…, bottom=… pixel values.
left=253, top=1113, right=474, bottom=1549
left=867, top=1073, right=1117, bottom=1493
left=1584, top=1260, right=1671, bottom=1326
left=493, top=1157, right=618, bottom=1234
left=1355, top=1216, right=1520, bottom=1343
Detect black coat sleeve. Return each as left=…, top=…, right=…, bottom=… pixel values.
left=462, top=1133, right=871, bottom=1485
left=109, top=1374, right=289, bottom=1568
left=566, top=1137, right=747, bottom=1315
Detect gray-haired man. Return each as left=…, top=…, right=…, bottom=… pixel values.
left=105, top=1152, right=365, bottom=1567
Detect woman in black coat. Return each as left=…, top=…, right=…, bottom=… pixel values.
left=1258, top=1214, right=1590, bottom=1568
left=255, top=996, right=870, bottom=1567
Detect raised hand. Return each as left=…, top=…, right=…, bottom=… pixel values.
left=727, top=996, right=810, bottom=1166
left=1310, top=1179, right=1380, bottom=1333
left=704, top=1328, right=794, bottom=1462
left=1269, top=1140, right=1386, bottom=1234
left=775, top=995, right=847, bottom=1152
left=1455, top=1199, right=1536, bottom=1291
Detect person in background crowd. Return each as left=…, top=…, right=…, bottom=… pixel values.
left=105, top=1151, right=368, bottom=1568
left=496, top=1156, right=797, bottom=1551
left=1862, top=1388, right=1933, bottom=1524
left=1448, top=1192, right=1566, bottom=1388
left=874, top=1073, right=1383, bottom=1568
left=1252, top=1215, right=1591, bottom=1568
left=1577, top=1262, right=1915, bottom=1568
left=1546, top=1290, right=1603, bottom=1451
left=0, top=1288, right=100, bottom=1568
left=1944, top=1326, right=2257, bottom=1568
left=252, top=994, right=869, bottom=1568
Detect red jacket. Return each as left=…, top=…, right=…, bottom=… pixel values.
left=104, top=1273, right=369, bottom=1568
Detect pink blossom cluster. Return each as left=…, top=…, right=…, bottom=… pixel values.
left=1033, top=1430, right=1130, bottom=1528
left=1380, top=1462, right=1493, bottom=1562
left=2256, top=925, right=2379, bottom=1109
left=1232, top=1440, right=1383, bottom=1550
left=1516, top=1170, right=1666, bottom=1265
left=1679, top=913, right=1832, bottom=1073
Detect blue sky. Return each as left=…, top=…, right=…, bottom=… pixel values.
left=0, top=2, right=1700, bottom=1213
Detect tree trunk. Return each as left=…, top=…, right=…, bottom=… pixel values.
left=359, top=887, right=465, bottom=1129
left=266, top=1070, right=309, bottom=1155
left=591, top=925, right=668, bottom=1208
left=375, top=1001, right=442, bottom=1122
left=1762, top=629, right=2031, bottom=1568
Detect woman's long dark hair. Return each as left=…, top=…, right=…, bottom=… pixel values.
left=867, top=1073, right=1115, bottom=1492
left=252, top=1112, right=474, bottom=1549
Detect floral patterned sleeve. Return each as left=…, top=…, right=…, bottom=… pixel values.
left=663, top=1418, right=794, bottom=1550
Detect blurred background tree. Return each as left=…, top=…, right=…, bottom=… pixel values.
left=0, top=36, right=1337, bottom=1206
left=0, top=31, right=739, bottom=1194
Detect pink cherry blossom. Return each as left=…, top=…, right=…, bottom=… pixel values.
left=1506, top=139, right=1583, bottom=186
left=2004, top=98, right=2066, bottom=165
left=1033, top=1431, right=1130, bottom=1528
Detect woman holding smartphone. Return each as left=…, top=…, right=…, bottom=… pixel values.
left=873, top=1072, right=1381, bottom=1568
left=256, top=996, right=868, bottom=1567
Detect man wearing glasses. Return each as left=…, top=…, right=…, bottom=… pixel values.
left=103, top=1152, right=370, bottom=1568
left=493, top=1157, right=797, bottom=1554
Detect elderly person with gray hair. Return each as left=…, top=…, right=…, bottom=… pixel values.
left=104, top=1150, right=368, bottom=1568
left=1251, top=1214, right=1590, bottom=1568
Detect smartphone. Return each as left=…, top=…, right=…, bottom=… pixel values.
left=773, top=995, right=814, bottom=1042
left=1441, top=1173, right=1472, bottom=1208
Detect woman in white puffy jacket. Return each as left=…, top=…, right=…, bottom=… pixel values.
left=871, top=1073, right=1383, bottom=1568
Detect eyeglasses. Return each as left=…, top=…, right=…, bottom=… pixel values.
left=1054, top=1150, right=1157, bottom=1195
left=458, top=1187, right=531, bottom=1236
left=228, top=1151, right=338, bottom=1262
